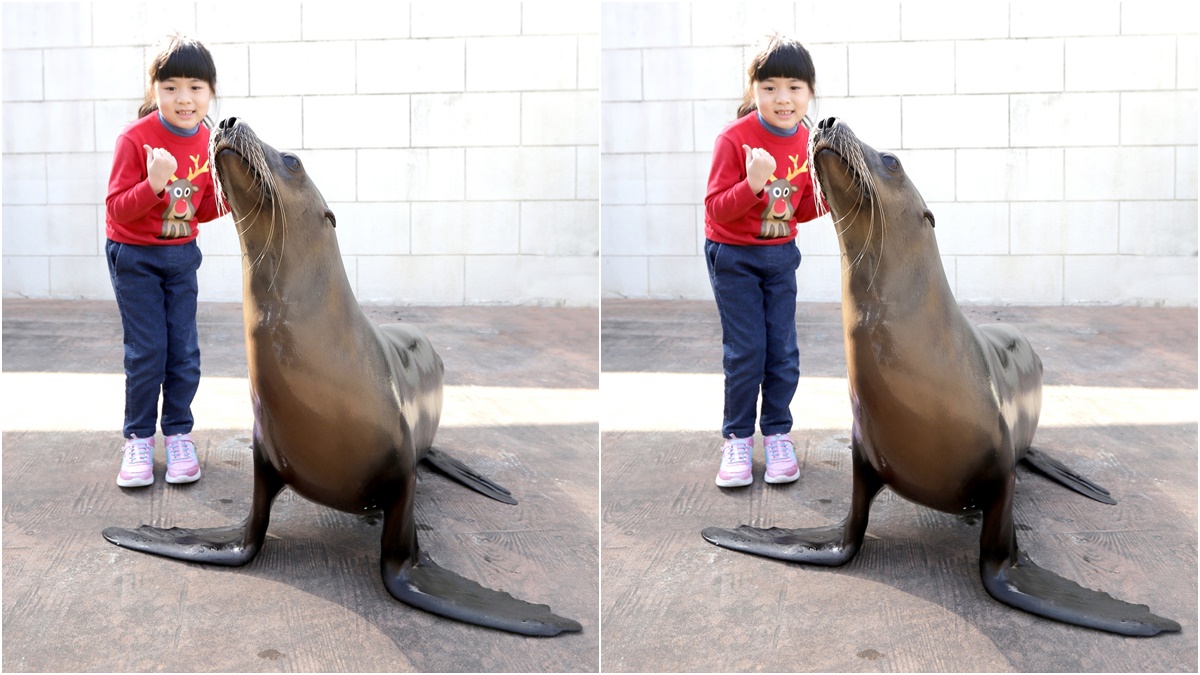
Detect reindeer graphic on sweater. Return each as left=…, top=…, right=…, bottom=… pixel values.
left=158, top=154, right=210, bottom=239
left=757, top=154, right=808, bottom=240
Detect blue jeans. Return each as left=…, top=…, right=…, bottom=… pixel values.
left=106, top=239, right=202, bottom=439
left=705, top=239, right=801, bottom=439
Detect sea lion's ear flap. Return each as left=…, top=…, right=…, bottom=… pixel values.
left=324, top=210, right=337, bottom=228
left=924, top=209, right=935, bottom=228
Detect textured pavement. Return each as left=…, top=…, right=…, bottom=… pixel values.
left=3, top=297, right=1196, bottom=672
left=601, top=300, right=1196, bottom=673
left=2, top=299, right=599, bottom=672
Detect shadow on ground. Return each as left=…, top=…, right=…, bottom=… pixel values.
left=2, top=300, right=599, bottom=673
left=600, top=300, right=1196, bottom=673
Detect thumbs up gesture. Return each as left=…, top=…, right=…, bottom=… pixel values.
left=743, top=144, right=775, bottom=195
left=144, top=144, right=177, bottom=195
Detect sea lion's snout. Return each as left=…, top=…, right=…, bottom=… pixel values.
left=219, top=116, right=239, bottom=131
left=817, top=116, right=839, bottom=131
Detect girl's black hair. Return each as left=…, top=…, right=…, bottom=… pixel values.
left=736, top=35, right=816, bottom=119
left=137, top=34, right=218, bottom=126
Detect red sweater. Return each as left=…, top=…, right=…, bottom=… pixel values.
left=704, top=113, right=821, bottom=246
left=105, top=114, right=219, bottom=246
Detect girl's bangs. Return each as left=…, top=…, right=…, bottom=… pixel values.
left=752, top=40, right=815, bottom=84
left=154, top=40, right=216, bottom=86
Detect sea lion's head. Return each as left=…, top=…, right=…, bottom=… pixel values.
left=210, top=117, right=337, bottom=263
left=809, top=117, right=935, bottom=268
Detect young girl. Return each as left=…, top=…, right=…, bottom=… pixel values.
left=704, top=35, right=822, bottom=488
left=106, top=34, right=221, bottom=487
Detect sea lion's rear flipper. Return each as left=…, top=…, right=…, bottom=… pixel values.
left=979, top=472, right=1178, bottom=636
left=1021, top=447, right=1116, bottom=505
left=384, top=550, right=582, bottom=636
left=422, top=446, right=517, bottom=505
left=702, top=438, right=883, bottom=565
left=102, top=443, right=285, bottom=566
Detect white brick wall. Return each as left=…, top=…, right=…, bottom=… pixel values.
left=3, top=1, right=599, bottom=306
left=601, top=1, right=1197, bottom=306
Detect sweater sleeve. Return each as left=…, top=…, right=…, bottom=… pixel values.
left=704, top=134, right=768, bottom=228
left=794, top=172, right=824, bottom=224
left=194, top=184, right=225, bottom=224
left=105, top=135, right=169, bottom=225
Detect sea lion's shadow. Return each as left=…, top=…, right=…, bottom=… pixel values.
left=155, top=462, right=581, bottom=643
left=743, top=466, right=1188, bottom=638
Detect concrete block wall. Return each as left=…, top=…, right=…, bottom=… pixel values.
left=601, top=1, right=1198, bottom=306
left=2, top=2, right=599, bottom=306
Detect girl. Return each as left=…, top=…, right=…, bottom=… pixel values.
left=106, top=34, right=221, bottom=487
left=704, top=35, right=822, bottom=487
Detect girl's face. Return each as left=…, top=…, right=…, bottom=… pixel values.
left=753, top=77, right=812, bottom=130
left=154, top=77, right=213, bottom=130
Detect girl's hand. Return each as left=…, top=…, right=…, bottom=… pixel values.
left=743, top=144, right=775, bottom=195
left=144, top=144, right=177, bottom=196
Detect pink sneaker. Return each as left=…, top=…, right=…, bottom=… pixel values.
left=764, top=433, right=799, bottom=484
left=165, top=433, right=201, bottom=484
left=117, top=435, right=155, bottom=487
left=716, top=435, right=753, bottom=487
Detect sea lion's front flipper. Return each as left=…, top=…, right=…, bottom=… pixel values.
left=979, top=472, right=1179, bottom=636
left=702, top=437, right=883, bottom=566
left=701, top=522, right=853, bottom=563
left=384, top=550, right=582, bottom=636
left=380, top=473, right=579, bottom=636
left=983, top=549, right=1180, bottom=636
left=102, top=441, right=285, bottom=566
left=1021, top=447, right=1116, bottom=505
left=422, top=446, right=517, bottom=505
left=103, top=520, right=261, bottom=566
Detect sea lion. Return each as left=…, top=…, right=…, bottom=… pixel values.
left=102, top=117, right=581, bottom=637
left=701, top=117, right=1180, bottom=636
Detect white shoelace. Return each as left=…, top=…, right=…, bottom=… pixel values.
left=766, top=437, right=793, bottom=462
left=167, top=438, right=194, bottom=462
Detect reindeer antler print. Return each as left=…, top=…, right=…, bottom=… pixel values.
left=785, top=155, right=807, bottom=182
left=187, top=155, right=210, bottom=182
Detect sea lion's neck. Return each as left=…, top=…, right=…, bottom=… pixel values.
left=239, top=241, right=358, bottom=334
left=840, top=228, right=958, bottom=341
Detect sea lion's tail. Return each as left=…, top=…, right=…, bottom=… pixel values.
left=1021, top=447, right=1116, bottom=505
left=422, top=446, right=517, bottom=505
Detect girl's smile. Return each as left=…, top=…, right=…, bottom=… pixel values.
left=753, top=77, right=812, bottom=130
left=155, top=77, right=213, bottom=130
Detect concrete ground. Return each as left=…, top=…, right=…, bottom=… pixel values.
left=2, top=299, right=598, bottom=672
left=601, top=300, right=1197, bottom=673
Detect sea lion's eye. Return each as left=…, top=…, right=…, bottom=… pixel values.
left=882, top=154, right=900, bottom=170
left=282, top=153, right=301, bottom=170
